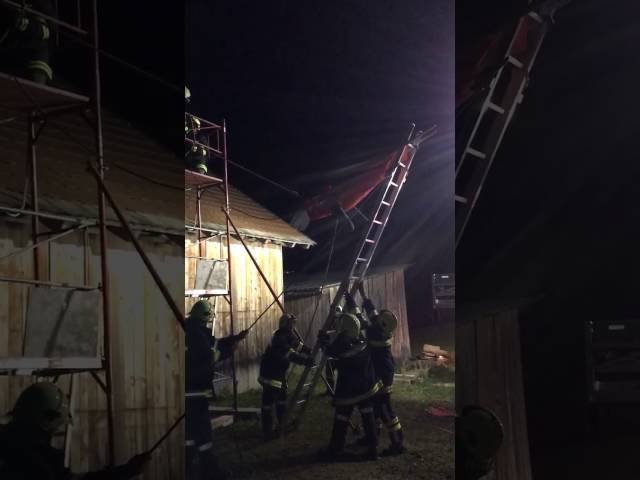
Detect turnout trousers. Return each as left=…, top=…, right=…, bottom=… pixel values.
left=374, top=391, right=404, bottom=447
left=185, top=396, right=222, bottom=480
left=261, top=384, right=287, bottom=439
left=329, top=398, right=378, bottom=455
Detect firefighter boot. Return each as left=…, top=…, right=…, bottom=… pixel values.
left=359, top=408, right=379, bottom=461
left=318, top=414, right=350, bottom=462
left=381, top=420, right=406, bottom=457
left=261, top=405, right=275, bottom=441
left=357, top=418, right=382, bottom=446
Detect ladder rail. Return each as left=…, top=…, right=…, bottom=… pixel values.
left=455, top=12, right=551, bottom=247
left=282, top=126, right=433, bottom=432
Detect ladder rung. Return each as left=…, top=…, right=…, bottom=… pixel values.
left=381, top=201, right=391, bottom=206
left=507, top=55, right=523, bottom=68
left=296, top=399, right=307, bottom=406
left=398, top=161, right=407, bottom=167
left=365, top=238, right=375, bottom=244
left=390, top=181, right=399, bottom=187
left=487, top=102, right=505, bottom=114
left=455, top=195, right=468, bottom=204
left=466, top=147, right=487, bottom=159
left=373, top=219, right=383, bottom=225
left=356, top=257, right=367, bottom=262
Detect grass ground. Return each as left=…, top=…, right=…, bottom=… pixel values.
left=211, top=362, right=454, bottom=480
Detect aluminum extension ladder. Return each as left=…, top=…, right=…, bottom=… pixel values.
left=455, top=7, right=560, bottom=248
left=280, top=124, right=436, bottom=433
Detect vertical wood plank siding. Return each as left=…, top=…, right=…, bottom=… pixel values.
left=0, top=220, right=184, bottom=478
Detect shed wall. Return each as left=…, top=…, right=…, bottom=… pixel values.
left=0, top=220, right=184, bottom=479
left=284, top=269, right=412, bottom=361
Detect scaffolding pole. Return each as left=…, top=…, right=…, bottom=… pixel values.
left=0, top=0, right=192, bottom=468
left=89, top=0, right=116, bottom=465
left=221, top=119, right=239, bottom=413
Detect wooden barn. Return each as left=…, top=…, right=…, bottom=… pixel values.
left=284, top=265, right=412, bottom=362
left=184, top=182, right=315, bottom=393
left=0, top=77, right=184, bottom=478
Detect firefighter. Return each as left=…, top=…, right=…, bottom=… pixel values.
left=0, top=1, right=55, bottom=84
left=185, top=300, right=248, bottom=480
left=357, top=294, right=406, bottom=456
left=0, top=382, right=150, bottom=479
left=456, top=406, right=504, bottom=480
left=258, top=313, right=313, bottom=440
left=317, top=310, right=382, bottom=462
left=184, top=86, right=209, bottom=175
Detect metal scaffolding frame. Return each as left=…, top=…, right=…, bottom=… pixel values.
left=0, top=0, right=185, bottom=466
left=184, top=114, right=304, bottom=413
left=184, top=115, right=241, bottom=410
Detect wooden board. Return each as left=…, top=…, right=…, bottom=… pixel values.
left=23, top=287, right=101, bottom=359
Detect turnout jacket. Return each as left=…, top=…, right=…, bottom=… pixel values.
left=185, top=318, right=239, bottom=396
left=364, top=324, right=395, bottom=390
left=259, top=328, right=310, bottom=390
left=361, top=302, right=395, bottom=390
left=0, top=422, right=139, bottom=480
left=325, top=335, right=382, bottom=406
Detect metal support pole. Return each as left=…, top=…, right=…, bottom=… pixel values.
left=223, top=211, right=286, bottom=314
left=0, top=275, right=97, bottom=290
left=87, top=164, right=186, bottom=331
left=90, top=1, right=115, bottom=465
left=28, top=113, right=40, bottom=281
left=196, top=187, right=204, bottom=258
left=222, top=120, right=239, bottom=412
left=0, top=222, right=94, bottom=263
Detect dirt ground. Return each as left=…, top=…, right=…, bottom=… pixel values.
left=211, top=364, right=454, bottom=480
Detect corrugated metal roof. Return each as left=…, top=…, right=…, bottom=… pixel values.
left=185, top=183, right=315, bottom=247
left=0, top=102, right=184, bottom=231
left=0, top=93, right=314, bottom=246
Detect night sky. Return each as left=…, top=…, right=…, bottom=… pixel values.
left=457, top=0, right=640, bottom=476
left=50, top=2, right=185, bottom=156
left=186, top=0, right=454, bottom=325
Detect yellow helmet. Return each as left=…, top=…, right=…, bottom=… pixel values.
left=334, top=313, right=361, bottom=340
left=279, top=313, right=297, bottom=330
left=11, top=382, right=71, bottom=433
left=189, top=300, right=212, bottom=323
left=374, top=310, right=398, bottom=335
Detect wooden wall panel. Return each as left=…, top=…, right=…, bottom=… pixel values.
left=457, top=304, right=532, bottom=480
left=184, top=234, right=283, bottom=393
left=0, top=221, right=183, bottom=478
left=285, top=269, right=412, bottom=361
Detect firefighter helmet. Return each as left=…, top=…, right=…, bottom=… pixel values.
left=373, top=310, right=398, bottom=335
left=335, top=313, right=361, bottom=340
left=189, top=300, right=212, bottom=322
left=456, top=405, right=504, bottom=475
left=279, top=313, right=297, bottom=330
left=10, top=382, right=71, bottom=433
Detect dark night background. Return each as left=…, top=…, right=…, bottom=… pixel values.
left=458, top=0, right=640, bottom=477
left=186, top=0, right=454, bottom=327
left=50, top=2, right=185, bottom=156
